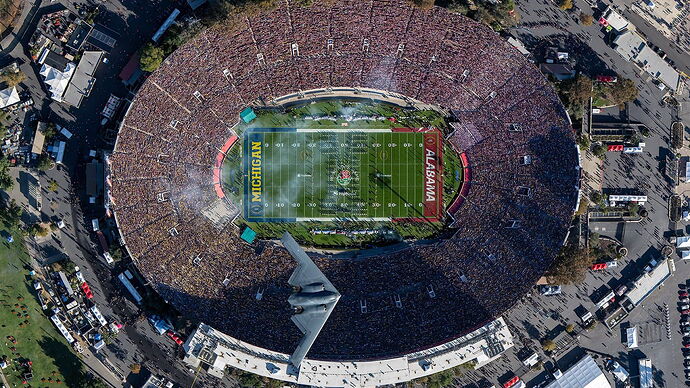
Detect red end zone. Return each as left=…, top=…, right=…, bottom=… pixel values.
left=212, top=135, right=239, bottom=199
left=392, top=128, right=443, bottom=222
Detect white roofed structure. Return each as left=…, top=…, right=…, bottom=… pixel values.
left=612, top=31, right=680, bottom=91
left=39, top=62, right=75, bottom=102
left=638, top=358, right=652, bottom=388
left=63, top=51, right=103, bottom=107
left=601, top=7, right=629, bottom=32
left=0, top=86, right=20, bottom=108
left=624, top=259, right=672, bottom=306
left=182, top=318, right=514, bottom=386
left=678, top=236, right=690, bottom=249
left=544, top=355, right=611, bottom=388
left=626, top=326, right=638, bottom=348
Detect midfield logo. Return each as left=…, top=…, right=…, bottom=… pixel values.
left=336, top=169, right=352, bottom=186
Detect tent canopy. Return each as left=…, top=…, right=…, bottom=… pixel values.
left=0, top=87, right=20, bottom=108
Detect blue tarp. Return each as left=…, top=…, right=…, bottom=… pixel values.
left=240, top=107, right=257, bottom=123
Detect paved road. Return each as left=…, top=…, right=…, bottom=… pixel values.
left=2, top=0, right=212, bottom=386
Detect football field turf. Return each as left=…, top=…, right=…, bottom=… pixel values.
left=243, top=128, right=443, bottom=222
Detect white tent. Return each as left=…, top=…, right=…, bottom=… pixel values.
left=0, top=86, right=20, bottom=108
left=39, top=62, right=75, bottom=102
left=626, top=327, right=638, bottom=348
left=545, top=355, right=611, bottom=388
left=678, top=236, right=690, bottom=249
left=611, top=362, right=629, bottom=381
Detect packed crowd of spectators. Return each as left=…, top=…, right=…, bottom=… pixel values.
left=109, top=0, right=579, bottom=360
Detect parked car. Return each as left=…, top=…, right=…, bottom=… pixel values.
left=681, top=304, right=690, bottom=310
left=615, top=284, right=628, bottom=296
left=596, top=75, right=618, bottom=83
left=681, top=297, right=690, bottom=303
left=682, top=309, right=690, bottom=315
left=539, top=285, right=562, bottom=296
left=166, top=330, right=184, bottom=345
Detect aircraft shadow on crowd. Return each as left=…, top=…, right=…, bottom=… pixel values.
left=153, top=250, right=498, bottom=361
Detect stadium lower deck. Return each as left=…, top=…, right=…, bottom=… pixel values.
left=109, top=0, right=580, bottom=360
left=242, top=128, right=443, bottom=222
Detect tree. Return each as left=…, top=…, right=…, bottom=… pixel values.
left=541, top=339, right=556, bottom=352
left=27, top=223, right=49, bottom=237
left=548, top=245, right=595, bottom=284
left=0, top=157, right=13, bottom=190
left=43, top=123, right=57, bottom=140
left=139, top=44, right=165, bottom=72
left=0, top=70, right=25, bottom=87
left=36, top=154, right=53, bottom=171
left=1, top=198, right=23, bottom=227
left=129, top=363, right=141, bottom=374
left=160, top=25, right=185, bottom=56
left=412, top=368, right=456, bottom=388
left=608, top=78, right=639, bottom=105
left=559, top=75, right=593, bottom=107
left=577, top=135, right=590, bottom=149
left=592, top=144, right=607, bottom=158
left=76, top=375, right=110, bottom=388
left=579, top=13, right=593, bottom=25
left=565, top=324, right=575, bottom=333
left=47, top=179, right=58, bottom=192
left=109, top=246, right=124, bottom=261
left=558, top=0, right=573, bottom=9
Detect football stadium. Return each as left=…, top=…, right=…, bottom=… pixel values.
left=108, top=0, right=581, bottom=384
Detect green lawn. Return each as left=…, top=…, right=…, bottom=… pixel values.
left=236, top=100, right=450, bottom=134
left=0, top=222, right=86, bottom=387
left=226, top=99, right=456, bottom=247
left=243, top=129, right=441, bottom=221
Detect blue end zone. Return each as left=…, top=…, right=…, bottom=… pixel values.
left=244, top=128, right=299, bottom=222
left=244, top=131, right=265, bottom=219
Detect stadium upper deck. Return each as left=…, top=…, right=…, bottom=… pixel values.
left=109, top=0, right=580, bottom=360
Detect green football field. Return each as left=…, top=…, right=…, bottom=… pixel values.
left=243, top=128, right=443, bottom=222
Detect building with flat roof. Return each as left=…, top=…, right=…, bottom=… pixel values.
left=624, top=258, right=672, bottom=307
left=544, top=355, right=611, bottom=388
left=31, top=123, right=46, bottom=155
left=64, top=51, right=103, bottom=107
left=612, top=31, right=679, bottom=91
left=599, top=7, right=630, bottom=32
left=141, top=373, right=175, bottom=388
left=182, top=318, right=514, bottom=386
left=638, top=358, right=652, bottom=388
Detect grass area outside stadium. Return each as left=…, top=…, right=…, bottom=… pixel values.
left=0, top=222, right=86, bottom=386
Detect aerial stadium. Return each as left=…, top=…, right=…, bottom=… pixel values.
left=108, top=0, right=580, bottom=384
